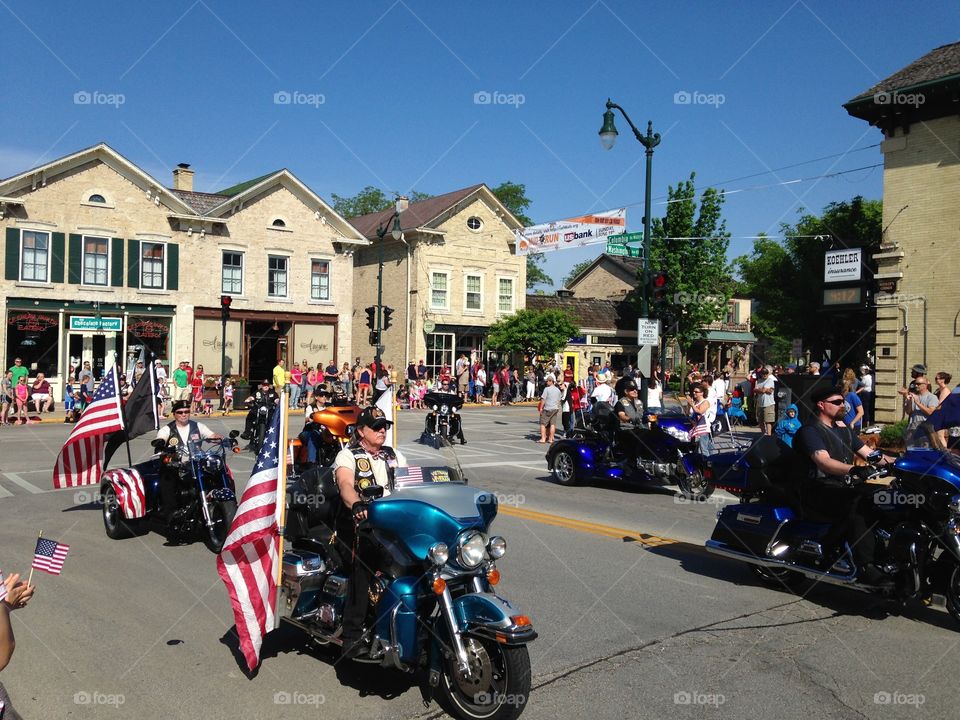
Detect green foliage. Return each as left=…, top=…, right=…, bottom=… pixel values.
left=564, top=258, right=596, bottom=287
left=648, top=172, right=733, bottom=354
left=879, top=419, right=908, bottom=447
left=487, top=309, right=580, bottom=360
left=490, top=181, right=533, bottom=226
left=330, top=187, right=433, bottom=218
left=735, top=196, right=882, bottom=365
left=525, top=252, right=552, bottom=288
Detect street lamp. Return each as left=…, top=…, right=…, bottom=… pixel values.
left=600, top=98, right=661, bottom=408
left=374, top=201, right=403, bottom=382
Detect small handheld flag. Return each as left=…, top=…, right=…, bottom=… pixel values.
left=32, top=536, right=70, bottom=576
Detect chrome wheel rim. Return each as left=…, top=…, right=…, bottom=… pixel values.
left=554, top=452, right=574, bottom=482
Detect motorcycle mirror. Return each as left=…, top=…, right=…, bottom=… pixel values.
left=361, top=485, right=384, bottom=500
left=229, top=430, right=240, bottom=439
left=866, top=450, right=882, bottom=463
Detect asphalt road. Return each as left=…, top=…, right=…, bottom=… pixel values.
left=0, top=406, right=955, bottom=719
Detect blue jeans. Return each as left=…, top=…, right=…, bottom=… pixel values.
left=288, top=384, right=301, bottom=408
left=697, top=433, right=715, bottom=457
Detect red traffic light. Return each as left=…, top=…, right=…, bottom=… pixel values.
left=651, top=272, right=667, bottom=289
left=220, top=295, right=232, bottom=308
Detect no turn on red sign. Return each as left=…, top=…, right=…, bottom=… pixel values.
left=637, top=318, right=660, bottom=346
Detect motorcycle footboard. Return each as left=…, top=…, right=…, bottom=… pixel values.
left=709, top=504, right=796, bottom=558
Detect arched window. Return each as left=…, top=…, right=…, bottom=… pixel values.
left=88, top=194, right=106, bottom=203
left=272, top=218, right=286, bottom=227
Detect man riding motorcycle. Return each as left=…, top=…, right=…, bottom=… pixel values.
left=433, top=378, right=467, bottom=445
left=794, top=385, right=896, bottom=587
left=155, top=399, right=221, bottom=522
left=332, top=407, right=408, bottom=659
left=240, top=379, right=279, bottom=445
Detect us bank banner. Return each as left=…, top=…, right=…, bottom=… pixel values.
left=515, top=208, right=626, bottom=255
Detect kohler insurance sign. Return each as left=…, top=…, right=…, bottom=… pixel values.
left=823, top=248, right=862, bottom=283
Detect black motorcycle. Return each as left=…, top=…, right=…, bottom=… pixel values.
left=101, top=431, right=240, bottom=552
left=248, top=400, right=274, bottom=453
left=420, top=391, right=465, bottom=448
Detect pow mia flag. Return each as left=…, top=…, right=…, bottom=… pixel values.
left=710, top=412, right=731, bottom=436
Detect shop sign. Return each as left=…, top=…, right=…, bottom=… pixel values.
left=69, top=316, right=123, bottom=332
left=128, top=318, right=169, bottom=339
left=8, top=312, right=57, bottom=332
left=824, top=248, right=862, bottom=283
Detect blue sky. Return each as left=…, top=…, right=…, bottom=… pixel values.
left=1, top=1, right=955, bottom=287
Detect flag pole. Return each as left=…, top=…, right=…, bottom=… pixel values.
left=27, top=531, right=41, bottom=586
left=274, top=391, right=290, bottom=628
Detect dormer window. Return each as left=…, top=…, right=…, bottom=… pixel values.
left=272, top=218, right=286, bottom=227
left=88, top=194, right=106, bottom=203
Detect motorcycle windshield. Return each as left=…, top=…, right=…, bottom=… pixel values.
left=898, top=422, right=960, bottom=488
left=423, top=391, right=464, bottom=411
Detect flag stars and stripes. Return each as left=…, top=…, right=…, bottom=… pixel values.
left=32, top=537, right=70, bottom=575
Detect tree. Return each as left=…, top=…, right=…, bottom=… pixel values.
left=564, top=258, right=596, bottom=287
left=490, top=181, right=552, bottom=289
left=736, top=196, right=882, bottom=366
left=648, top=172, right=733, bottom=362
left=487, top=309, right=579, bottom=364
left=331, top=186, right=432, bottom=218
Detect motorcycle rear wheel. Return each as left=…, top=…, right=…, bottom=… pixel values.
left=551, top=450, right=580, bottom=486
left=677, top=470, right=714, bottom=501
left=102, top=486, right=141, bottom=539
left=203, top=499, right=237, bottom=553
left=944, top=562, right=960, bottom=627
left=439, top=638, right=531, bottom=720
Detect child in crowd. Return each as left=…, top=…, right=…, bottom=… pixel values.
left=63, top=381, right=76, bottom=423
left=222, top=377, right=234, bottom=415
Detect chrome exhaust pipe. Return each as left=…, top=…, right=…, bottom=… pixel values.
left=705, top=540, right=874, bottom=591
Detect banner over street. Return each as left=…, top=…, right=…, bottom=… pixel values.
left=515, top=208, right=626, bottom=255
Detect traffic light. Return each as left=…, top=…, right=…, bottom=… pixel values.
left=220, top=294, right=232, bottom=321
left=650, top=271, right=668, bottom=304
left=382, top=306, right=394, bottom=331
left=365, top=306, right=377, bottom=330
left=368, top=330, right=380, bottom=346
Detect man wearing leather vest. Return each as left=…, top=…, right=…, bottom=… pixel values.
left=795, top=385, right=894, bottom=588
left=240, top=380, right=279, bottom=443
left=155, top=400, right=220, bottom=522
left=333, top=406, right=407, bottom=659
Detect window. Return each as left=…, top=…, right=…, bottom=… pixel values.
left=88, top=194, right=106, bottom=203
left=430, top=271, right=449, bottom=309
left=311, top=259, right=330, bottom=301
left=726, top=301, right=740, bottom=325
left=465, top=273, right=482, bottom=311
left=83, top=236, right=109, bottom=286
left=268, top=255, right=288, bottom=297
left=466, top=216, right=483, bottom=231
left=426, top=332, right=454, bottom=380
left=497, top=277, right=515, bottom=313
left=222, top=251, right=243, bottom=294
left=272, top=218, right=286, bottom=227
left=141, top=242, right=165, bottom=289
left=20, top=230, right=49, bottom=282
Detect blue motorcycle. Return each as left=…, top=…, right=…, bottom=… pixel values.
left=280, top=454, right=536, bottom=720
left=545, top=402, right=712, bottom=499
left=705, top=424, right=960, bottom=623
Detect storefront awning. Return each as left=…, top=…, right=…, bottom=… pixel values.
left=702, top=330, right=757, bottom=343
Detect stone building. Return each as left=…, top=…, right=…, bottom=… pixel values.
left=844, top=41, right=960, bottom=422
left=348, top=185, right=525, bottom=376
left=0, top=143, right=365, bottom=398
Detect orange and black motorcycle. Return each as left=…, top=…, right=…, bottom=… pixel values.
left=290, top=400, right=363, bottom=469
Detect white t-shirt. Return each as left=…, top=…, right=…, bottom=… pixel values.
left=333, top=446, right=408, bottom=497
left=647, top=385, right=662, bottom=408
left=591, top=383, right=615, bottom=405
left=713, top=378, right=726, bottom=400
left=755, top=376, right=776, bottom=408
left=475, top=369, right=486, bottom=387
left=860, top=374, right=873, bottom=393
left=704, top=385, right=718, bottom=423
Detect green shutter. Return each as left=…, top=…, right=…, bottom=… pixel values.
left=51, top=232, right=65, bottom=283
left=4, top=227, right=19, bottom=281
left=110, top=238, right=123, bottom=287
left=68, top=234, right=82, bottom=284
left=127, top=239, right=139, bottom=288
left=167, top=243, right=178, bottom=290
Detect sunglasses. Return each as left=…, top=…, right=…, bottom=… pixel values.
left=174, top=410, right=190, bottom=415
left=822, top=399, right=844, bottom=406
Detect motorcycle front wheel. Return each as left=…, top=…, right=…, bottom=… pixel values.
left=203, top=499, right=238, bottom=553
left=253, top=418, right=267, bottom=453
left=677, top=470, right=714, bottom=501
left=439, top=638, right=531, bottom=720
left=943, top=561, right=960, bottom=627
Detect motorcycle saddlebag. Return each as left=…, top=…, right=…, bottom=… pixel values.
left=286, top=466, right=339, bottom=538
left=710, top=503, right=796, bottom=558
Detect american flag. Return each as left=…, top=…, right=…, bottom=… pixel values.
left=690, top=415, right=710, bottom=439
left=217, top=403, right=285, bottom=671
left=394, top=466, right=423, bottom=487
left=0, top=570, right=6, bottom=603
left=32, top=537, right=70, bottom=575
left=103, top=467, right=146, bottom=519
left=52, top=366, right=124, bottom=488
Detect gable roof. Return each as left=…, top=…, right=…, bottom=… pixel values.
left=566, top=253, right=643, bottom=290
left=348, top=183, right=524, bottom=239
left=216, top=171, right=281, bottom=197
left=848, top=41, right=960, bottom=100
left=0, top=142, right=195, bottom=214
left=525, top=294, right=640, bottom=333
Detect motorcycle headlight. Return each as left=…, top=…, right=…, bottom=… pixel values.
left=456, top=531, right=487, bottom=569
left=431, top=404, right=438, bottom=411
left=441, top=404, right=449, bottom=414
left=346, top=424, right=355, bottom=436
left=665, top=426, right=691, bottom=442
left=427, top=542, right=449, bottom=567
left=488, top=536, right=506, bottom=559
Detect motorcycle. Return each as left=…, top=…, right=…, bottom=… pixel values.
left=100, top=431, right=241, bottom=552
left=248, top=400, right=273, bottom=453
left=292, top=399, right=362, bottom=469
left=280, top=446, right=536, bottom=720
left=704, top=425, right=960, bottom=624
left=545, top=402, right=711, bottom=499
left=420, top=391, right=465, bottom=448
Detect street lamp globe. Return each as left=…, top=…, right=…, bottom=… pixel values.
left=390, top=214, right=402, bottom=241
left=599, top=108, right=618, bottom=150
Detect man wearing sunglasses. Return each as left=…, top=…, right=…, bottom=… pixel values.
left=795, top=386, right=896, bottom=588
left=155, top=400, right=221, bottom=522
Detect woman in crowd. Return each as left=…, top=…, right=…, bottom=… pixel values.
left=340, top=362, right=353, bottom=401
left=288, top=362, right=303, bottom=408
left=647, top=378, right=663, bottom=414
left=935, top=372, right=953, bottom=404
left=841, top=371, right=864, bottom=431
left=1, top=370, right=14, bottom=425
left=191, top=364, right=205, bottom=413
left=686, top=383, right=715, bottom=456
left=356, top=364, right=372, bottom=406
left=304, top=363, right=318, bottom=406
left=474, top=365, right=486, bottom=403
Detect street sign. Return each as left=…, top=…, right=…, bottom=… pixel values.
left=606, top=232, right=643, bottom=257
left=791, top=338, right=803, bottom=357
left=637, top=318, right=660, bottom=346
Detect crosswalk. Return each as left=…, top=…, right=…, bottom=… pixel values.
left=0, top=471, right=55, bottom=496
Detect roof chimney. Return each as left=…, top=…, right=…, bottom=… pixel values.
left=173, top=163, right=194, bottom=192
left=556, top=289, right=574, bottom=298
left=396, top=195, right=409, bottom=213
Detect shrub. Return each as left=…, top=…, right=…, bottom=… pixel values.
left=879, top=419, right=908, bottom=447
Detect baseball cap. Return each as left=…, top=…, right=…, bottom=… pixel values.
left=356, top=407, right=393, bottom=430
left=911, top=364, right=927, bottom=375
